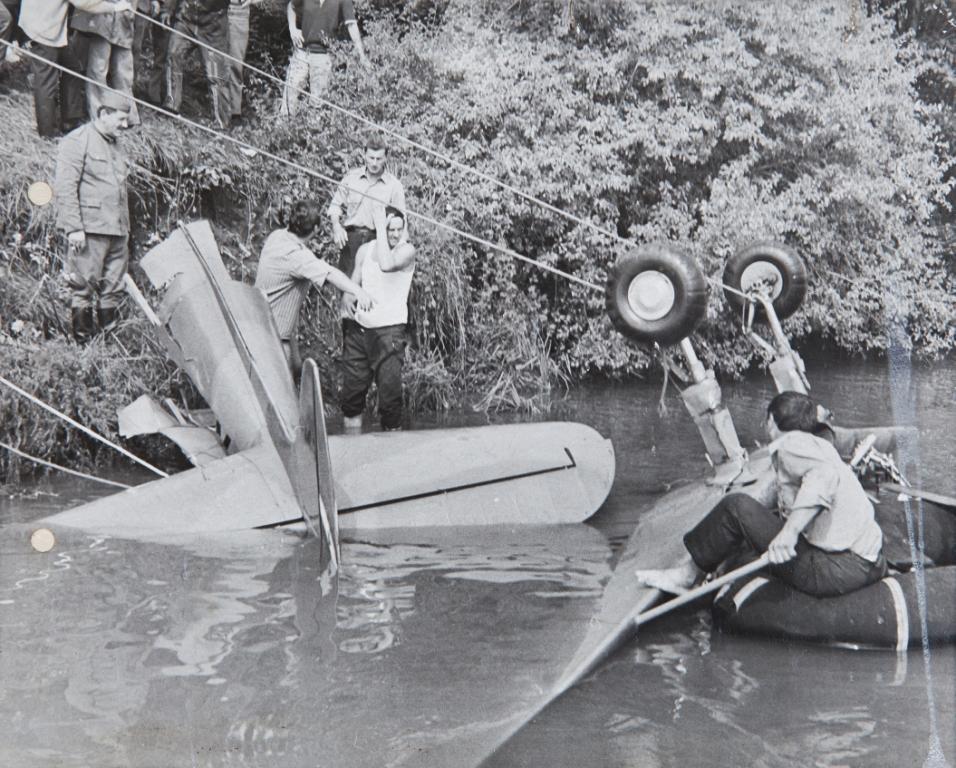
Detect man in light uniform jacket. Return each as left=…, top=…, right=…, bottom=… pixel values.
left=54, top=90, right=132, bottom=342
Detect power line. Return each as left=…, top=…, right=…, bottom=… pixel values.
left=1, top=40, right=603, bottom=292
left=131, top=8, right=630, bottom=246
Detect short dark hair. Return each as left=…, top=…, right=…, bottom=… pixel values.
left=384, top=205, right=405, bottom=226
left=287, top=200, right=322, bottom=237
left=768, top=391, right=829, bottom=437
left=364, top=132, right=388, bottom=154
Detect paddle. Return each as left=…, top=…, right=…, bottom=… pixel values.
left=632, top=552, right=771, bottom=628
left=478, top=552, right=772, bottom=766
left=882, top=482, right=956, bottom=510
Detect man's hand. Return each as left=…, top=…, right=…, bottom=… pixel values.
left=290, top=26, right=304, bottom=48
left=341, top=293, right=356, bottom=318
left=67, top=231, right=87, bottom=249
left=332, top=221, right=348, bottom=248
left=354, top=288, right=374, bottom=313
left=767, top=527, right=799, bottom=565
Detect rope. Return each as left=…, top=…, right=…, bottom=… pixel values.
left=0, top=40, right=603, bottom=293
left=0, top=441, right=133, bottom=489
left=130, top=8, right=627, bottom=246
left=0, top=374, right=168, bottom=478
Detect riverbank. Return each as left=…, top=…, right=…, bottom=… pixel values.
left=1, top=2, right=953, bottom=481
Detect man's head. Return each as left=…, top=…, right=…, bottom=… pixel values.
left=364, top=132, right=388, bottom=177
left=94, top=91, right=131, bottom=137
left=384, top=205, right=405, bottom=248
left=288, top=200, right=323, bottom=238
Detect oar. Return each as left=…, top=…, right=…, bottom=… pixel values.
left=632, top=552, right=771, bottom=628
left=882, top=482, right=956, bottom=510
left=479, top=553, right=772, bottom=766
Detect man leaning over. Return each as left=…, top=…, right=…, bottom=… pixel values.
left=255, top=199, right=373, bottom=379
left=53, top=90, right=132, bottom=342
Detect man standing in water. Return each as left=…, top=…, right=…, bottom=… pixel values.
left=53, top=90, right=132, bottom=342
left=327, top=132, right=406, bottom=279
left=339, top=204, right=415, bottom=432
left=255, top=199, right=373, bottom=378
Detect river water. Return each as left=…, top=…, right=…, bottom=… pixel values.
left=0, top=356, right=953, bottom=767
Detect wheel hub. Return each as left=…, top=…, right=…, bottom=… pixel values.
left=627, top=271, right=675, bottom=321
left=740, top=261, right=783, bottom=300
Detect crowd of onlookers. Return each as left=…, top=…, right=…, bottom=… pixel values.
left=2, top=0, right=369, bottom=137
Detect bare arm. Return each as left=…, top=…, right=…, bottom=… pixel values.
left=373, top=212, right=415, bottom=273
left=71, top=0, right=132, bottom=12
left=326, top=266, right=373, bottom=312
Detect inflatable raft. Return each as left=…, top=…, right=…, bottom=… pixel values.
left=713, top=495, right=956, bottom=650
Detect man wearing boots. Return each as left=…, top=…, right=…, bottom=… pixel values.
left=53, top=90, right=131, bottom=342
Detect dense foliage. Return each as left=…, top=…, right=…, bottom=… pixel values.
left=0, top=0, right=953, bottom=477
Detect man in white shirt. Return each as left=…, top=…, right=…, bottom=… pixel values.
left=340, top=204, right=415, bottom=432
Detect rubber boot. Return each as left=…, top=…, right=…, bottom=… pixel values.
left=71, top=307, right=96, bottom=344
left=97, top=306, right=118, bottom=334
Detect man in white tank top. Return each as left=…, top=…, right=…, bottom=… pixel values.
left=340, top=205, right=415, bottom=431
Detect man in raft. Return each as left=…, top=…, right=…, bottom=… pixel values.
left=636, top=391, right=887, bottom=597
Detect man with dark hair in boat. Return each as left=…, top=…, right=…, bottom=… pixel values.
left=636, top=391, right=887, bottom=598
left=339, top=204, right=415, bottom=432
left=255, top=199, right=373, bottom=377
left=54, top=90, right=133, bottom=343
left=328, top=131, right=406, bottom=280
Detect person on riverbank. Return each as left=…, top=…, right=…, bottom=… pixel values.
left=328, top=132, right=405, bottom=279
left=161, top=0, right=230, bottom=128
left=635, top=391, right=887, bottom=598
left=18, top=0, right=131, bottom=137
left=278, top=0, right=369, bottom=117
left=339, top=204, right=415, bottom=432
left=53, top=90, right=132, bottom=342
left=71, top=2, right=141, bottom=126
left=255, top=199, right=373, bottom=378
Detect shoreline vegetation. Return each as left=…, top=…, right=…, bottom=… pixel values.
left=1, top=1, right=953, bottom=482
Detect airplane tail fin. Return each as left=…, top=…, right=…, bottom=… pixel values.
left=298, top=359, right=340, bottom=567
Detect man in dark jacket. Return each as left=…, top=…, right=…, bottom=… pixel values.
left=53, top=90, right=132, bottom=341
left=162, top=0, right=230, bottom=128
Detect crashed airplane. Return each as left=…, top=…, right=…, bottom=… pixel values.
left=42, top=222, right=616, bottom=559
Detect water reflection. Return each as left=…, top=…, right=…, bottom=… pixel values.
left=0, top=523, right=610, bottom=767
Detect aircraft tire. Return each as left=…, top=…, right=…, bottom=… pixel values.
left=605, top=243, right=708, bottom=346
left=722, top=242, right=807, bottom=320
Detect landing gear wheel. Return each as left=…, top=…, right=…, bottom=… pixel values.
left=722, top=242, right=807, bottom=320
left=605, top=243, right=708, bottom=346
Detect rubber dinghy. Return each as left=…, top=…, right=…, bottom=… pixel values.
left=713, top=490, right=956, bottom=650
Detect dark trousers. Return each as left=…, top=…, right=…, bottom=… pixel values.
left=164, top=12, right=229, bottom=127
left=340, top=319, right=407, bottom=430
left=133, top=14, right=169, bottom=105
left=29, top=38, right=88, bottom=137
left=685, top=493, right=887, bottom=597
left=340, top=226, right=375, bottom=277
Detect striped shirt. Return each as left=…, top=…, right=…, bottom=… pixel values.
left=328, top=167, right=406, bottom=230
left=254, top=229, right=332, bottom=340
